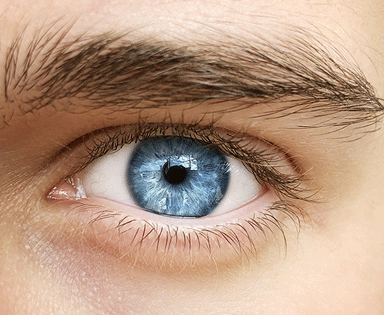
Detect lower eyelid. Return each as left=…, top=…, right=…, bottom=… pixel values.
left=46, top=189, right=298, bottom=267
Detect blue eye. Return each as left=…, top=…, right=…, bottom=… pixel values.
left=127, top=137, right=230, bottom=217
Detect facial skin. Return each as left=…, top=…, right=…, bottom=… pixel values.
left=0, top=0, right=384, bottom=314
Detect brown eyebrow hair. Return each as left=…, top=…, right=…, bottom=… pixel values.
left=2, top=22, right=383, bottom=136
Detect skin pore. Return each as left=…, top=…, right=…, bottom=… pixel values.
left=0, top=0, right=384, bottom=314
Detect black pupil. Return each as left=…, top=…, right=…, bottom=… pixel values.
left=163, top=162, right=187, bottom=184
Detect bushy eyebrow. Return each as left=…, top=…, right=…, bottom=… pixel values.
left=2, top=22, right=383, bottom=135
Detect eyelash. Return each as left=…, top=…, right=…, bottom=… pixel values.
left=50, top=122, right=311, bottom=262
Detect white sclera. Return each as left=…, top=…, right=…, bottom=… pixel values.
left=79, top=142, right=263, bottom=216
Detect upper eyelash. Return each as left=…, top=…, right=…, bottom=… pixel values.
left=78, top=122, right=315, bottom=202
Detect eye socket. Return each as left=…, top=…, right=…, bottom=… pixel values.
left=62, top=136, right=264, bottom=218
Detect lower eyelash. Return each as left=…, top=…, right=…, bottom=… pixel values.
left=55, top=198, right=306, bottom=266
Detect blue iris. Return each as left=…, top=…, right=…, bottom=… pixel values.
left=127, top=137, right=230, bottom=217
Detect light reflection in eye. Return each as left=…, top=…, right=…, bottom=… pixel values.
left=138, top=155, right=198, bottom=172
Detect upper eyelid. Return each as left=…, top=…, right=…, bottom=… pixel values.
left=61, top=123, right=279, bottom=169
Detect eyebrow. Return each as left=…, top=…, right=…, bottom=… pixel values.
left=2, top=23, right=383, bottom=134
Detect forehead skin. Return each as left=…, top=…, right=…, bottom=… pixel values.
left=0, top=1, right=384, bottom=315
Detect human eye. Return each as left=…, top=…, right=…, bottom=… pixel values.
left=46, top=122, right=309, bottom=266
